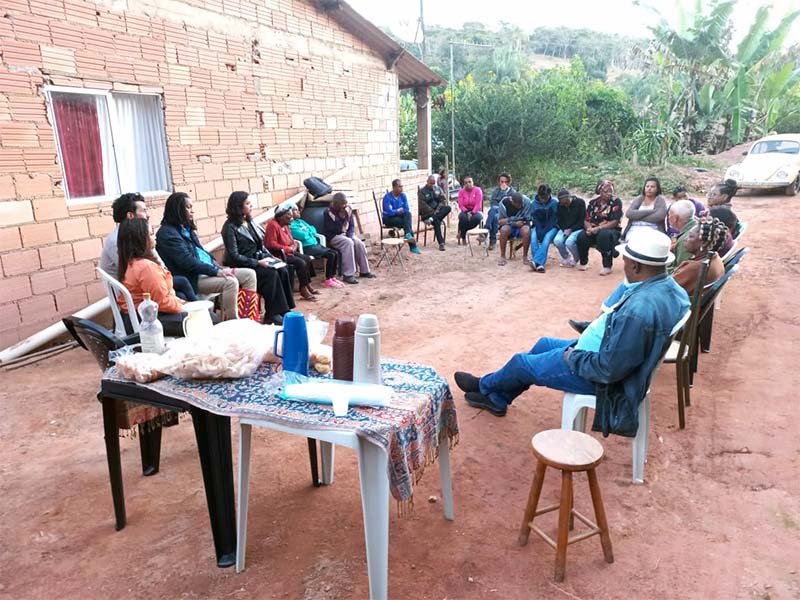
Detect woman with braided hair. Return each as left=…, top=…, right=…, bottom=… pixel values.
left=672, top=216, right=727, bottom=294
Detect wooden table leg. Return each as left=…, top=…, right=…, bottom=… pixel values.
left=190, top=407, right=236, bottom=568
left=357, top=438, right=389, bottom=600
left=102, top=398, right=126, bottom=531
left=518, top=461, right=546, bottom=546
left=555, top=471, right=573, bottom=582
left=587, top=468, right=614, bottom=564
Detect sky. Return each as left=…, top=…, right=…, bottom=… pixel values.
left=346, top=0, right=800, bottom=48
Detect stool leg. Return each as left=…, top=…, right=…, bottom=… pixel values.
left=587, top=468, right=614, bottom=564
left=555, top=471, right=573, bottom=582
left=518, top=461, right=546, bottom=546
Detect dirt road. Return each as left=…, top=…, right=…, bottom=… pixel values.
left=1, top=185, right=798, bottom=599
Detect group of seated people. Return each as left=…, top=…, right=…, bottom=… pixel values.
left=99, top=189, right=376, bottom=334
left=382, top=170, right=741, bottom=296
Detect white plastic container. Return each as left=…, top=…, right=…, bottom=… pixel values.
left=353, top=313, right=382, bottom=385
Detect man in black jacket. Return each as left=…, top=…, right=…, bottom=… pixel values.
left=418, top=175, right=451, bottom=251
left=156, top=191, right=256, bottom=321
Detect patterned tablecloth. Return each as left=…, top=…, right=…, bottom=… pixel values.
left=103, top=360, right=459, bottom=503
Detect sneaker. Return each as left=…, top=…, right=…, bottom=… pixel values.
left=324, top=278, right=343, bottom=288
left=425, top=217, right=434, bottom=225
left=488, top=244, right=496, bottom=251
left=536, top=265, right=545, bottom=273
left=577, top=264, right=589, bottom=271
left=454, top=371, right=481, bottom=393
left=559, top=258, right=573, bottom=268
left=404, top=232, right=414, bottom=239
left=438, top=243, right=445, bottom=251
left=331, top=277, right=345, bottom=287
left=411, top=246, right=422, bottom=254
left=598, top=267, right=613, bottom=276
left=360, top=272, right=377, bottom=279
left=343, top=275, right=359, bottom=284
left=464, top=392, right=507, bottom=417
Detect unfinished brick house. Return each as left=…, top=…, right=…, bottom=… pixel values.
left=0, top=0, right=443, bottom=350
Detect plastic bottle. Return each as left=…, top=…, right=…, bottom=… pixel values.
left=137, top=293, right=165, bottom=354
left=332, top=317, right=355, bottom=381
left=353, top=314, right=382, bottom=385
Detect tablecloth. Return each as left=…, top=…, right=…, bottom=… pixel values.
left=103, top=360, right=459, bottom=503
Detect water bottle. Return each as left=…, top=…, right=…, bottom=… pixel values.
left=137, top=293, right=165, bottom=354
left=353, top=314, right=382, bottom=385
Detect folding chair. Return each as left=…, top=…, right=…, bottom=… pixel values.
left=465, top=220, right=490, bottom=257
left=663, top=258, right=711, bottom=428
left=372, top=191, right=401, bottom=239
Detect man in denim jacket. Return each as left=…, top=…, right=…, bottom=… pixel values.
left=455, top=229, right=689, bottom=435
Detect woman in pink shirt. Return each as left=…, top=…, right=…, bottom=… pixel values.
left=457, top=176, right=483, bottom=244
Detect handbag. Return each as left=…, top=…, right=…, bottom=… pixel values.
left=237, top=288, right=260, bottom=322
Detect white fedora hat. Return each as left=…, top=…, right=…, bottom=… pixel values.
left=616, top=229, right=675, bottom=266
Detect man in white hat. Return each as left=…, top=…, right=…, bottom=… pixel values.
left=454, top=229, right=690, bottom=435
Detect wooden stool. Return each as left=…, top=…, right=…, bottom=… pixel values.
left=518, top=429, right=614, bottom=582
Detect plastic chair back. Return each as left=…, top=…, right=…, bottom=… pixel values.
left=62, top=316, right=126, bottom=370
left=97, top=267, right=140, bottom=336
left=720, top=238, right=739, bottom=263
left=673, top=257, right=711, bottom=364
left=734, top=221, right=746, bottom=240
left=724, top=246, right=749, bottom=270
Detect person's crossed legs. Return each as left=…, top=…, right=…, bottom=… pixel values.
left=454, top=337, right=594, bottom=416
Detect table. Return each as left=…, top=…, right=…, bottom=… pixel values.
left=100, top=359, right=459, bottom=591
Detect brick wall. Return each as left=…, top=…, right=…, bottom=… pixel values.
left=0, top=0, right=409, bottom=348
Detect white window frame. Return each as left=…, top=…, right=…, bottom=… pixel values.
left=45, top=85, right=172, bottom=206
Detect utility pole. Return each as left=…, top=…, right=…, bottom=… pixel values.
left=419, top=0, right=426, bottom=62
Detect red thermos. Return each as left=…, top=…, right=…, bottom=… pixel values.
left=332, top=317, right=356, bottom=381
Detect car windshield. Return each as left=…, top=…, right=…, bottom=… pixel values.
left=749, top=140, right=800, bottom=155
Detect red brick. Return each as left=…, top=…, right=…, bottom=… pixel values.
left=20, top=222, right=57, bottom=247
left=64, top=1, right=97, bottom=27
left=64, top=261, right=95, bottom=286
left=41, top=45, right=77, bottom=75
left=10, top=12, right=52, bottom=45
left=1, top=40, right=42, bottom=69
left=7, top=95, right=48, bottom=123
left=0, top=200, right=34, bottom=226
left=1, top=248, right=40, bottom=277
left=30, top=267, right=67, bottom=293
left=31, top=196, right=69, bottom=221
left=54, top=283, right=88, bottom=314
left=0, top=122, right=39, bottom=148
left=213, top=179, right=232, bottom=198
left=87, top=215, right=114, bottom=237
left=0, top=303, right=20, bottom=332
left=0, top=227, right=21, bottom=253
left=14, top=173, right=52, bottom=198
left=71, top=237, right=101, bottom=262
left=0, top=70, right=34, bottom=95
left=29, top=0, right=66, bottom=20
left=56, top=217, right=89, bottom=241
left=0, top=176, right=14, bottom=200
left=18, top=293, right=56, bottom=324
left=0, top=275, right=32, bottom=303
left=38, top=243, right=74, bottom=269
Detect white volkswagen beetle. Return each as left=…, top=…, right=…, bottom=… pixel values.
left=726, top=134, right=800, bottom=196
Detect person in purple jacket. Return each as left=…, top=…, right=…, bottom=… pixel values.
left=529, top=184, right=559, bottom=272
left=382, top=179, right=421, bottom=254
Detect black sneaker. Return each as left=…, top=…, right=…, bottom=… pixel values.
left=536, top=265, right=545, bottom=273
left=439, top=243, right=445, bottom=251
left=569, top=319, right=589, bottom=334
left=360, top=272, right=377, bottom=279
left=343, top=275, right=359, bottom=284
left=465, top=392, right=507, bottom=417
left=454, top=371, right=480, bottom=393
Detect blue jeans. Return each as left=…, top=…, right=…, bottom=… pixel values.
left=486, top=205, right=500, bottom=244
left=554, top=229, right=581, bottom=262
left=479, top=337, right=594, bottom=408
left=531, top=228, right=558, bottom=266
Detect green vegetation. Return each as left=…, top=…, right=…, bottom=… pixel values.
left=392, top=1, right=800, bottom=192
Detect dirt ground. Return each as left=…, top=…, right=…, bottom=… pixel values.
left=2, top=160, right=800, bottom=599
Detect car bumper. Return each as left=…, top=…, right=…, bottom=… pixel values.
left=735, top=180, right=793, bottom=188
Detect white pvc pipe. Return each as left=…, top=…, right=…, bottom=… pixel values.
left=0, top=167, right=354, bottom=364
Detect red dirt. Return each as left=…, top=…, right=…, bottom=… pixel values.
left=2, top=175, right=799, bottom=599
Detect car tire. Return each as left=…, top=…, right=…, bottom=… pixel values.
left=786, top=175, right=800, bottom=196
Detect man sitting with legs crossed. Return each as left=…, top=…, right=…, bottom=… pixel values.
left=454, top=229, right=689, bottom=428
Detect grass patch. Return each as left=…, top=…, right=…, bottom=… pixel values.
left=514, top=155, right=724, bottom=199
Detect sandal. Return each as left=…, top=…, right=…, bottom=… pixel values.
left=497, top=258, right=507, bottom=266
left=300, top=288, right=318, bottom=301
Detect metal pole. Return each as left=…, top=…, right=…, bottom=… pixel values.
left=419, top=0, right=426, bottom=62
left=450, top=43, right=455, bottom=176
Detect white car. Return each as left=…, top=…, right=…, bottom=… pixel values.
left=726, top=134, right=800, bottom=195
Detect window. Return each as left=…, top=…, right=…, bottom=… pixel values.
left=751, top=140, right=800, bottom=155
left=46, top=87, right=171, bottom=204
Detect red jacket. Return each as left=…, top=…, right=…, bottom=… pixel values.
left=264, top=219, right=296, bottom=256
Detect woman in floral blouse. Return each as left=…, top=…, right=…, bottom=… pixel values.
left=576, top=179, right=624, bottom=275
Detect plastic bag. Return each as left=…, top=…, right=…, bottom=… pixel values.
left=160, top=320, right=276, bottom=380
left=111, top=345, right=166, bottom=383
left=305, top=314, right=331, bottom=374
left=282, top=373, right=392, bottom=416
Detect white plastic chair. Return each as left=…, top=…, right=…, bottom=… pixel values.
left=560, top=310, right=691, bottom=484
left=97, top=267, right=139, bottom=337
